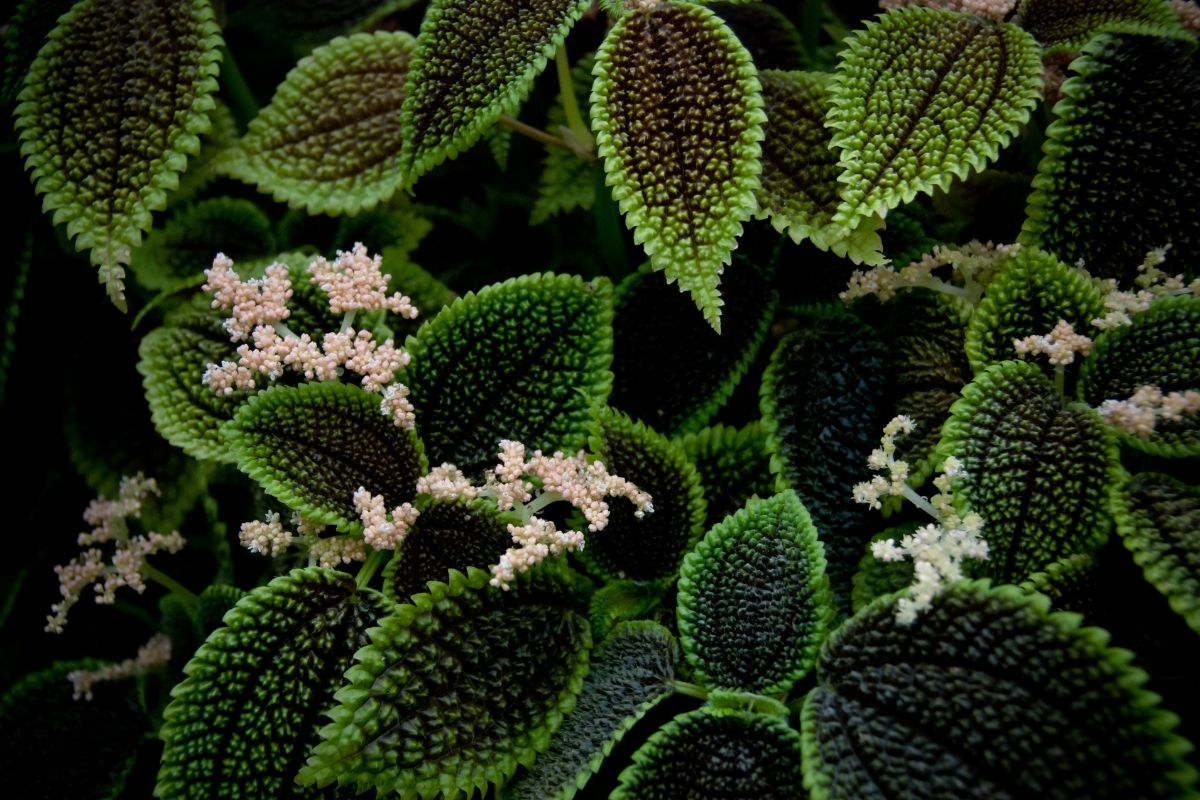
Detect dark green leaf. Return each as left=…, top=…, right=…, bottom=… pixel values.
left=588, top=580, right=669, bottom=642
left=196, top=583, right=244, bottom=634
left=851, top=523, right=919, bottom=613
left=157, top=567, right=392, bottom=800
left=531, top=54, right=598, bottom=226
left=709, top=1, right=807, bottom=71
left=0, top=231, right=32, bottom=409
left=677, top=421, right=775, bottom=530
left=1018, top=552, right=1103, bottom=615
left=0, top=0, right=77, bottom=107
left=1017, top=0, right=1188, bottom=51
left=228, top=0, right=419, bottom=49
left=168, top=99, right=238, bottom=206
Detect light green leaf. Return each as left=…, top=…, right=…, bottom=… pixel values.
left=827, top=7, right=1041, bottom=236
left=591, top=0, right=766, bottom=332
left=677, top=422, right=776, bottom=530
left=167, top=99, right=239, bottom=206
left=14, top=0, right=223, bottom=310
left=299, top=567, right=591, bottom=799
left=1016, top=0, right=1189, bottom=52
left=157, top=568, right=392, bottom=800
left=531, top=53, right=598, bottom=226
left=223, top=31, right=417, bottom=216
left=399, top=0, right=591, bottom=186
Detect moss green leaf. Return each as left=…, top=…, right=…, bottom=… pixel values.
left=1079, top=295, right=1200, bottom=457
left=611, top=262, right=777, bottom=436
left=1016, top=0, right=1189, bottom=52
left=827, top=8, right=1041, bottom=236
left=802, top=581, right=1198, bottom=800
left=167, top=99, right=238, bottom=207
left=677, top=421, right=776, bottom=530
left=506, top=621, right=679, bottom=800
left=223, top=381, right=427, bottom=531
left=13, top=0, right=223, bottom=310
left=404, top=272, right=612, bottom=478
left=0, top=0, right=77, bottom=107
left=1021, top=33, right=1200, bottom=283
left=613, top=707, right=804, bottom=799
left=588, top=580, right=669, bottom=642
left=592, top=1, right=766, bottom=332
left=223, top=31, right=417, bottom=216
left=940, top=360, right=1119, bottom=581
left=678, top=490, right=832, bottom=694
left=851, top=523, right=919, bottom=613
left=399, top=0, right=591, bottom=187
left=710, top=1, right=807, bottom=71
left=157, top=567, right=392, bottom=800
left=531, top=53, right=598, bottom=226
left=582, top=407, right=707, bottom=582
left=299, top=567, right=591, bottom=798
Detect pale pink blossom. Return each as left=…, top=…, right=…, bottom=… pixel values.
left=1013, top=320, right=1093, bottom=366
left=308, top=243, right=419, bottom=318
left=353, top=488, right=420, bottom=550
left=67, top=633, right=172, bottom=700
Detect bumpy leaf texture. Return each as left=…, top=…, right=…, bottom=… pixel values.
left=223, top=382, right=427, bottom=531
left=14, top=0, right=223, bottom=309
left=1116, top=472, right=1200, bottom=635
left=709, top=1, right=807, bottom=71
left=400, top=0, right=591, bottom=186
left=613, top=707, right=804, bottom=799
left=802, top=582, right=1198, bottom=800
left=678, top=422, right=776, bottom=529
left=827, top=8, right=1041, bottom=237
left=0, top=0, right=77, bottom=107
left=299, top=567, right=591, bottom=799
left=592, top=0, right=766, bottom=332
left=1080, top=295, right=1200, bottom=456
left=588, top=580, right=669, bottom=641
left=157, top=568, right=392, bottom=800
left=404, top=272, right=613, bottom=478
left=224, top=32, right=416, bottom=216
left=169, top=99, right=238, bottom=206
left=1022, top=33, right=1200, bottom=283
left=506, top=621, right=680, bottom=800
left=940, top=360, right=1118, bottom=582
left=583, top=407, right=707, bottom=582
left=1016, top=0, right=1188, bottom=51
left=678, top=490, right=832, bottom=694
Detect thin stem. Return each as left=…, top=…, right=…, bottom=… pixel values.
left=497, top=114, right=573, bottom=151
left=141, top=562, right=199, bottom=610
left=525, top=490, right=564, bottom=517
left=671, top=680, right=709, bottom=701
left=219, top=46, right=260, bottom=130
left=356, top=549, right=387, bottom=589
left=555, top=45, right=594, bottom=154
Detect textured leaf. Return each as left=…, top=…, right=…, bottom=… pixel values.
left=610, top=262, right=776, bottom=436
left=1021, top=33, right=1200, bottom=283
left=1018, top=552, right=1101, bottom=614
left=228, top=0, right=419, bottom=48
left=613, top=707, right=804, bottom=799
left=678, top=422, right=776, bottom=530
left=381, top=497, right=512, bottom=601
left=759, top=306, right=889, bottom=613
left=1017, top=0, right=1188, bottom=51
left=678, top=490, right=832, bottom=694
left=827, top=8, right=1041, bottom=235
left=157, top=568, right=392, bottom=800
left=138, top=309, right=243, bottom=463
left=223, top=31, right=417, bottom=216
left=224, top=381, right=427, bottom=531
left=404, top=272, right=613, bottom=478
left=0, top=0, right=77, bottom=107
left=1115, top=472, right=1200, bottom=635
left=755, top=69, right=884, bottom=263
left=531, top=54, right=598, bottom=226
left=851, top=523, right=919, bottom=613
left=1079, top=295, right=1200, bottom=457
left=506, top=621, right=679, bottom=800
left=168, top=99, right=239, bottom=206
left=709, top=1, right=807, bottom=71
left=399, top=0, right=591, bottom=186
left=336, top=200, right=433, bottom=260
left=965, top=245, right=1105, bottom=372
left=299, top=567, right=591, bottom=799
left=940, top=360, right=1119, bottom=581
left=582, top=407, right=707, bottom=582
left=14, top=0, right=223, bottom=309
left=588, top=580, right=669, bottom=642
left=802, top=581, right=1198, bottom=800
left=592, top=1, right=766, bottom=331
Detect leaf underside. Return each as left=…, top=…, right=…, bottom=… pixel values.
left=678, top=422, right=776, bottom=530
left=803, top=581, right=1199, bottom=800
left=14, top=0, right=223, bottom=309
left=1016, top=0, right=1187, bottom=51
left=591, top=1, right=766, bottom=332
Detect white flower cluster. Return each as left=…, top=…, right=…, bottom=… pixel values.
left=1089, top=245, right=1200, bottom=330
left=1012, top=319, right=1094, bottom=366
left=67, top=633, right=172, bottom=701
left=841, top=240, right=1019, bottom=304
left=353, top=488, right=420, bottom=550
left=1097, top=385, right=1200, bottom=438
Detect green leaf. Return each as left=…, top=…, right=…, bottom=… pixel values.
left=1018, top=552, right=1103, bottom=615
left=851, top=523, right=919, bottom=613
left=940, top=360, right=1119, bottom=581
left=129, top=197, right=276, bottom=292
left=228, top=0, right=420, bottom=50
left=299, top=567, right=592, bottom=798
left=157, top=567, right=392, bottom=800
left=709, top=1, right=807, bottom=71
left=591, top=0, right=766, bottom=332
left=582, top=407, right=707, bottom=582
left=1079, top=295, right=1200, bottom=457
left=678, top=490, right=832, bottom=694
left=588, top=580, right=669, bottom=642
left=0, top=231, right=32, bottom=409
left=167, top=99, right=239, bottom=207
left=404, top=272, right=613, bottom=478
left=802, top=581, right=1199, bottom=800
left=677, top=422, right=776, bottom=530
left=965, top=245, right=1105, bottom=372
left=0, top=0, right=77, bottom=107
left=381, top=497, right=513, bottom=601
left=531, top=53, right=598, bottom=226
left=1115, top=471, right=1200, bottom=636
left=223, top=381, right=427, bottom=531
left=1016, top=0, right=1189, bottom=52
left=14, top=0, right=223, bottom=310
left=755, top=69, right=884, bottom=263
left=196, top=583, right=244, bottom=634
left=223, top=31, right=417, bottom=216
left=336, top=199, right=433, bottom=260
left=399, top=0, right=591, bottom=186
left=1021, top=33, right=1200, bottom=283
left=827, top=8, right=1041, bottom=236
left=0, top=661, right=147, bottom=800
left=613, top=707, right=804, bottom=799
left=611, top=262, right=777, bottom=436
left=506, top=621, right=680, bottom=800
left=139, top=311, right=245, bottom=463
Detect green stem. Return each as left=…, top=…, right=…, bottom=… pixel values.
left=219, top=45, right=260, bottom=130
left=356, top=549, right=388, bottom=589
left=555, top=45, right=594, bottom=154
left=671, top=680, right=709, bottom=701
left=141, top=562, right=199, bottom=611
left=525, top=490, right=564, bottom=517
left=497, top=114, right=574, bottom=152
